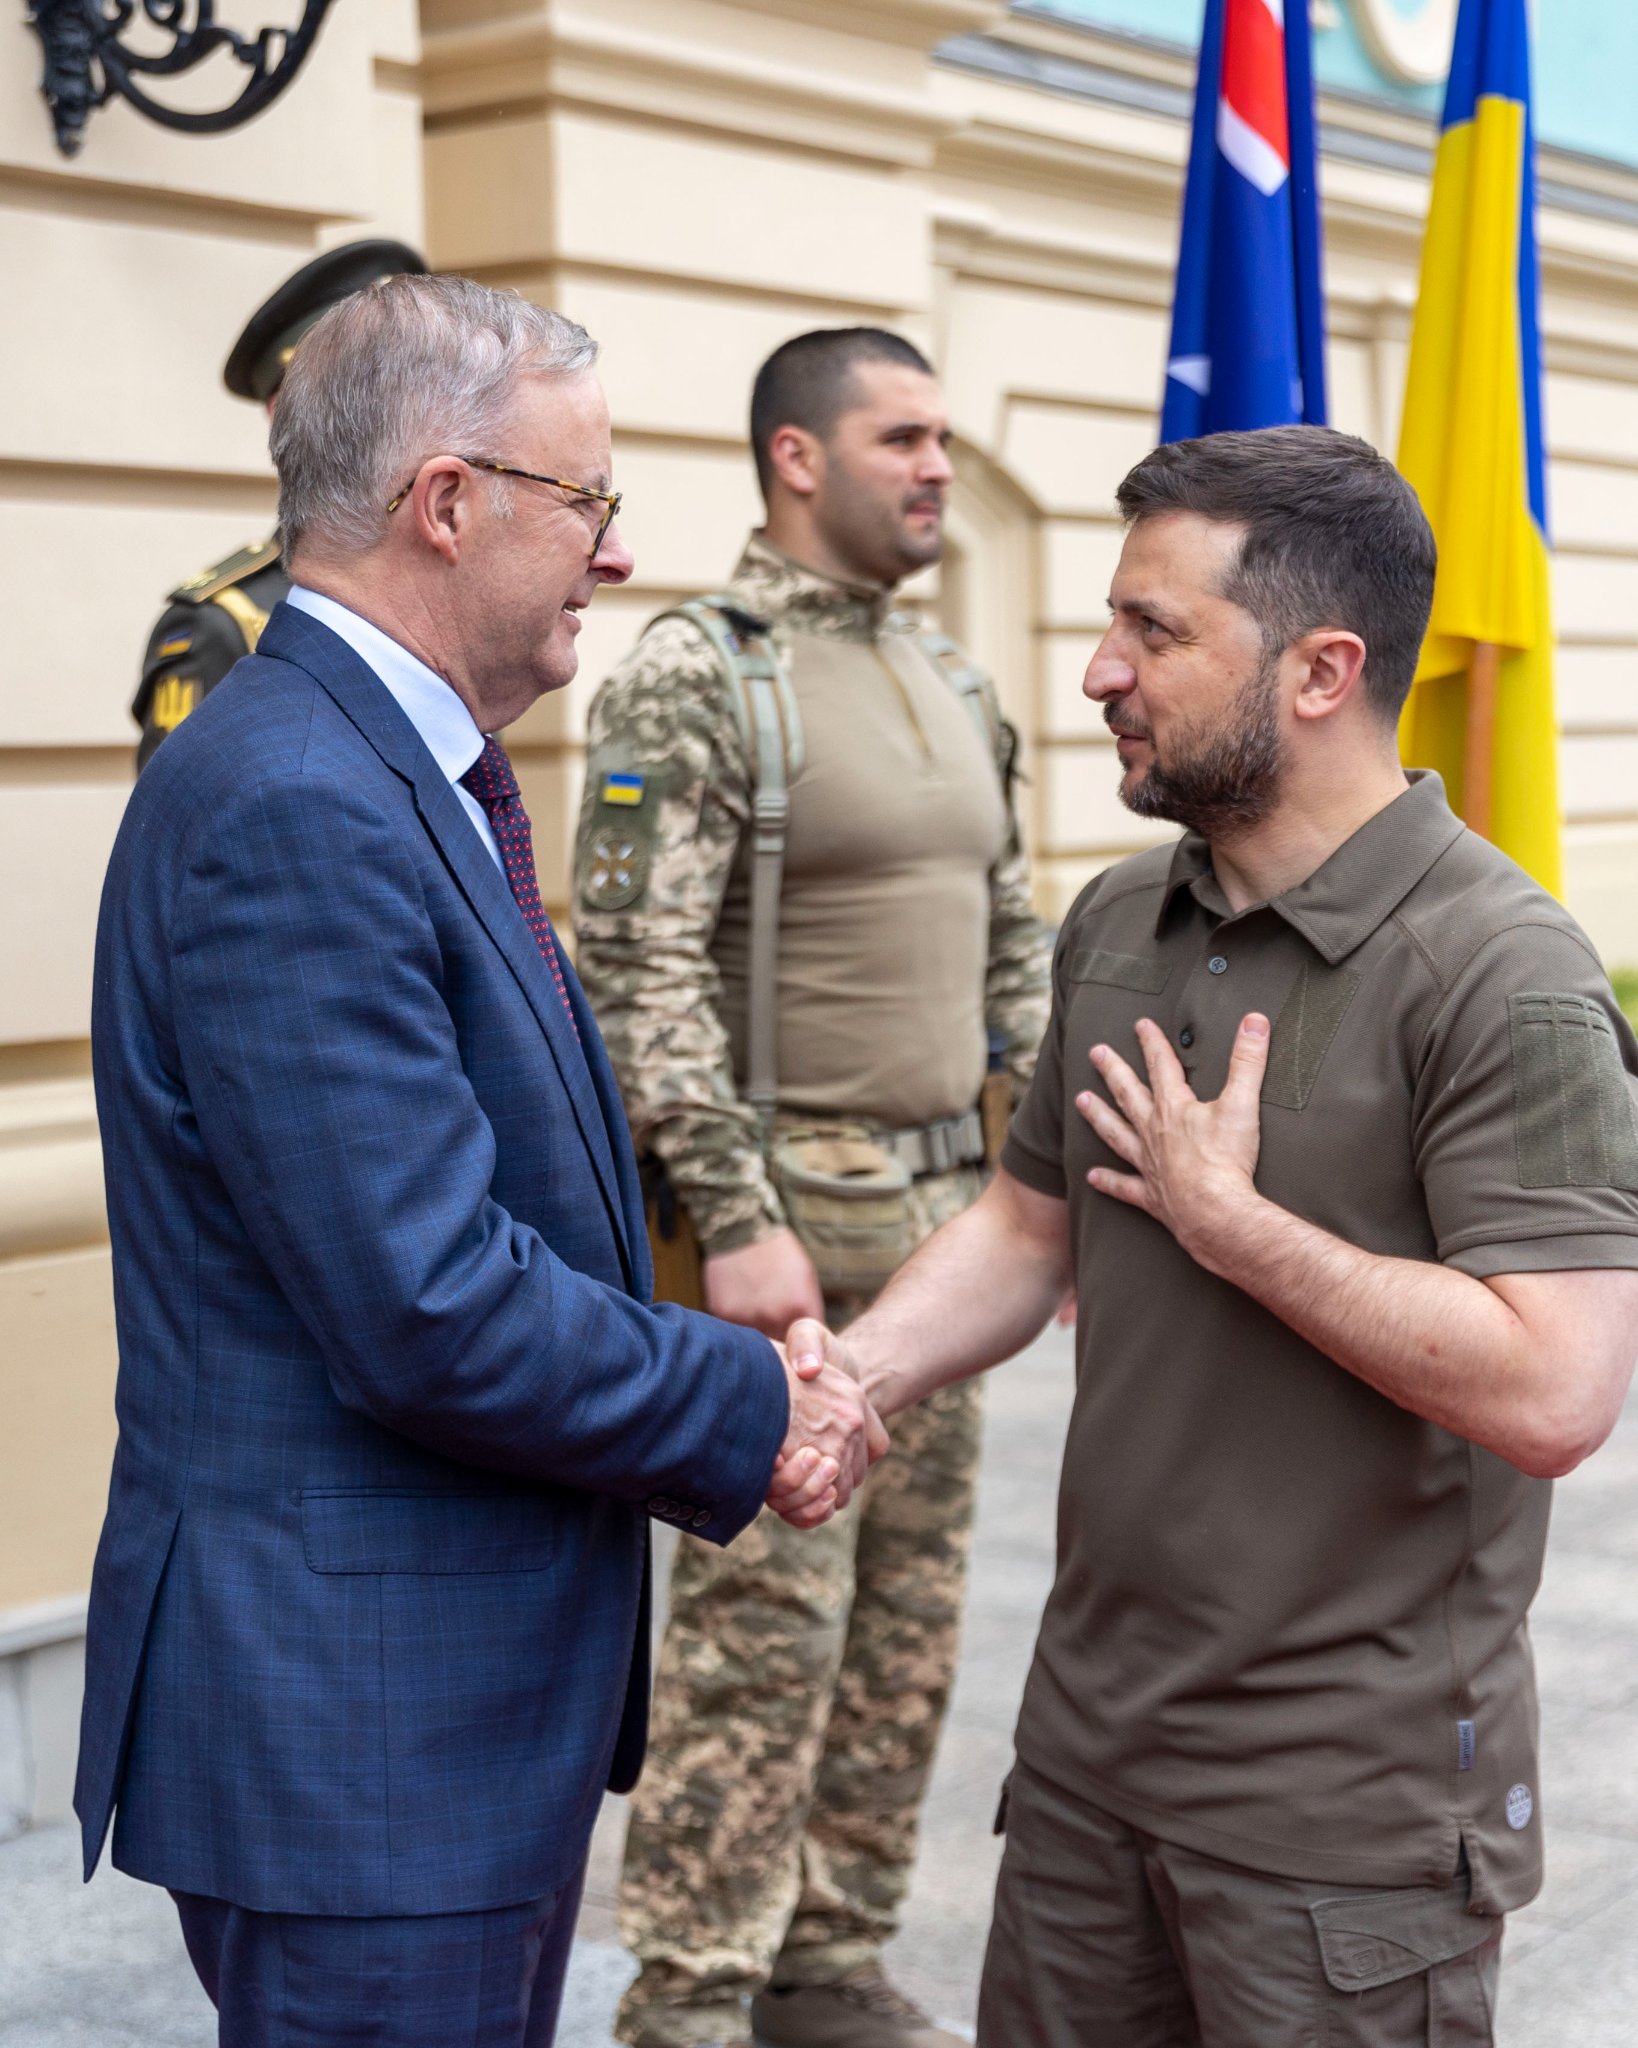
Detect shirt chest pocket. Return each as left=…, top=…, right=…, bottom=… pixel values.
left=1064, top=948, right=1174, bottom=1048
left=1066, top=947, right=1172, bottom=998
left=1063, top=949, right=1175, bottom=1145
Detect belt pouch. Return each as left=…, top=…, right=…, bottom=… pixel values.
left=774, top=1126, right=915, bottom=1298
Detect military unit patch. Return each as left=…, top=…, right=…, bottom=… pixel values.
left=583, top=829, right=646, bottom=910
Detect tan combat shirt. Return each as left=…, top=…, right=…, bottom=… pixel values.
left=1001, top=772, right=1638, bottom=1914
left=575, top=536, right=1052, bottom=1255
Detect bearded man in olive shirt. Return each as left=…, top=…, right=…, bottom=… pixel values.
left=795, top=426, right=1638, bottom=2046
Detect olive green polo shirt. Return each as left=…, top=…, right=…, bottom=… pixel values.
left=1001, top=771, right=1638, bottom=1914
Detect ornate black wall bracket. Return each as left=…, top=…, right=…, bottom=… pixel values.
left=25, top=0, right=338, bottom=158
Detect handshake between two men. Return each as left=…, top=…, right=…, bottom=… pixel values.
left=763, top=1323, right=890, bottom=1529
left=755, top=998, right=1290, bottom=1532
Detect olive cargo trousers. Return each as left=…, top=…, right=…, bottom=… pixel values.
left=978, top=1762, right=1505, bottom=2048
left=616, top=1166, right=985, bottom=2048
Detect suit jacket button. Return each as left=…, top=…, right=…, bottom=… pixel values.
left=648, top=1497, right=669, bottom=1515
left=692, top=1511, right=711, bottom=1528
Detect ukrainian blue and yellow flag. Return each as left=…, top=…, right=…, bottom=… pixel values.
left=1397, top=0, right=1560, bottom=894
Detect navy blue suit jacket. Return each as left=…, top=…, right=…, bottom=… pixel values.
left=77, top=603, right=788, bottom=1916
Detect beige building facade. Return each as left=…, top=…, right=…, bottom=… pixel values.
left=4, top=0, right=1637, bottom=1831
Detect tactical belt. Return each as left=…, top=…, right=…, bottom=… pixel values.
left=876, top=1109, right=986, bottom=1178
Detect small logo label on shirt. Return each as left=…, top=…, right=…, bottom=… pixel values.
left=1457, top=1719, right=1476, bottom=1772
left=1506, top=1783, right=1533, bottom=1830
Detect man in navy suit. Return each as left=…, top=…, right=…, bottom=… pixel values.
left=79, top=272, right=885, bottom=2046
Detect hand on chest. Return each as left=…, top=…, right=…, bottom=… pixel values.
left=1063, top=919, right=1417, bottom=1239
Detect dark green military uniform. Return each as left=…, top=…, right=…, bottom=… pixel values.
left=131, top=238, right=426, bottom=771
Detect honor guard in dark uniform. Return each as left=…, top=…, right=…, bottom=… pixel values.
left=131, top=238, right=428, bottom=771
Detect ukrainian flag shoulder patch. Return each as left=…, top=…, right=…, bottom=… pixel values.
left=600, top=772, right=646, bottom=807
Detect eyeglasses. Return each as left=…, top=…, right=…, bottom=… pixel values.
left=386, top=456, right=623, bottom=555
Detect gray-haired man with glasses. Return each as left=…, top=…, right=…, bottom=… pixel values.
left=80, top=272, right=883, bottom=2047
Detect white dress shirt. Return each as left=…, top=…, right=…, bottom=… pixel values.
left=285, top=583, right=503, bottom=872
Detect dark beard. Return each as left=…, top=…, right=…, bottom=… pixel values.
left=1115, top=655, right=1284, bottom=837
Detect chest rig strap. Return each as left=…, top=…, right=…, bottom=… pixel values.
left=647, top=596, right=802, bottom=1132
left=912, top=626, right=998, bottom=754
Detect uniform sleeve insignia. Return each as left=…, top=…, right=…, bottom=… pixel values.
left=150, top=676, right=199, bottom=733
left=157, top=634, right=193, bottom=659
left=600, top=771, right=646, bottom=806
left=583, top=829, right=647, bottom=909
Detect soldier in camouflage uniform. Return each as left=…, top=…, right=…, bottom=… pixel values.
left=573, top=330, right=1052, bottom=2048
left=132, top=240, right=426, bottom=770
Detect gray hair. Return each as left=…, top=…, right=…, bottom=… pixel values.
left=270, top=272, right=598, bottom=560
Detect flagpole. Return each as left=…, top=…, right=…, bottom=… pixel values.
left=1464, top=640, right=1500, bottom=838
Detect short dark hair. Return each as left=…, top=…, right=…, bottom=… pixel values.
left=749, top=328, right=934, bottom=496
left=1114, top=425, right=1436, bottom=723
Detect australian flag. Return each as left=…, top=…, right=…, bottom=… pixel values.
left=1161, top=0, right=1328, bottom=440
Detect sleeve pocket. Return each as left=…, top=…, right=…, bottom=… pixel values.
left=1509, top=992, right=1638, bottom=1191
left=301, top=1488, right=557, bottom=1574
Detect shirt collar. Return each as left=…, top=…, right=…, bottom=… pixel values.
left=730, top=533, right=898, bottom=640
left=285, top=584, right=487, bottom=789
left=1157, top=771, right=1467, bottom=964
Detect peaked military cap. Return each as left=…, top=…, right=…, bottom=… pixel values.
left=223, top=238, right=429, bottom=403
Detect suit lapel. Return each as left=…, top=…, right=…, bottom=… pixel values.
left=414, top=773, right=632, bottom=1250
left=264, top=605, right=636, bottom=1283
left=557, top=944, right=654, bottom=1297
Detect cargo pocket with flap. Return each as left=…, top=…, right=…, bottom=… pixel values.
left=1310, top=1881, right=1501, bottom=2046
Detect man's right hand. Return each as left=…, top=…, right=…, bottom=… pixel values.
left=704, top=1227, right=825, bottom=1338
left=764, top=1339, right=889, bottom=1529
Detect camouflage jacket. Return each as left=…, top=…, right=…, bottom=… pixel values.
left=572, top=534, right=1053, bottom=1257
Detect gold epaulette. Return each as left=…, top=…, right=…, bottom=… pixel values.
left=171, top=536, right=281, bottom=604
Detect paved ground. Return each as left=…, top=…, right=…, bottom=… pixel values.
left=6, top=1322, right=1638, bottom=2044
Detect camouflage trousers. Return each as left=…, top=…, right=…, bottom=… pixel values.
left=616, top=1165, right=987, bottom=2048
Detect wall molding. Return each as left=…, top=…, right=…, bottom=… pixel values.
left=0, top=1595, right=88, bottom=1660
left=0, top=1078, right=106, bottom=1259
left=929, top=25, right=1638, bottom=362
left=422, top=9, right=964, bottom=167
left=937, top=15, right=1638, bottom=233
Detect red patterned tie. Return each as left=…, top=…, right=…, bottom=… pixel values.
left=461, top=738, right=579, bottom=1038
